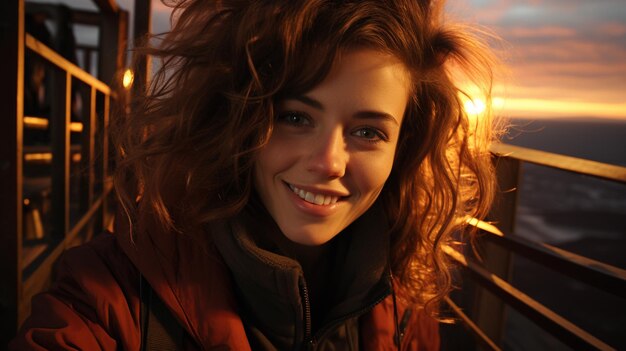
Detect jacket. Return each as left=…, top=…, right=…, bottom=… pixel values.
left=11, top=207, right=440, bottom=350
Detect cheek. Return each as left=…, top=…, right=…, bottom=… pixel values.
left=259, top=131, right=301, bottom=163
left=352, top=151, right=396, bottom=195
left=254, top=135, right=299, bottom=185
left=254, top=149, right=279, bottom=189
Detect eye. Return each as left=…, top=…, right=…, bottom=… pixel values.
left=276, top=111, right=312, bottom=127
left=352, top=127, right=387, bottom=142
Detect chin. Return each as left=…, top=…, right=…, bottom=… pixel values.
left=280, top=225, right=340, bottom=246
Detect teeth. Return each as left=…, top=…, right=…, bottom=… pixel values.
left=289, top=184, right=339, bottom=206
left=305, top=192, right=315, bottom=203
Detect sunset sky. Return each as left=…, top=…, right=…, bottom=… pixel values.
left=45, top=0, right=626, bottom=120
left=447, top=0, right=626, bottom=120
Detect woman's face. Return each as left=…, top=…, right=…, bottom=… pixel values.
left=254, top=49, right=411, bottom=245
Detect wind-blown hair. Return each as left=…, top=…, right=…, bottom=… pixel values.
left=113, top=0, right=500, bottom=314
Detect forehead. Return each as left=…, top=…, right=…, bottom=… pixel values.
left=319, top=49, right=410, bottom=90
left=299, top=49, right=411, bottom=122
left=277, top=45, right=412, bottom=95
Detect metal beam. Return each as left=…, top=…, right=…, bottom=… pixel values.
left=480, top=225, right=626, bottom=299
left=132, top=0, right=152, bottom=97
left=98, top=10, right=128, bottom=87
left=471, top=155, right=520, bottom=345
left=26, top=34, right=110, bottom=93
left=72, top=9, right=103, bottom=26
left=91, top=0, right=118, bottom=14
left=490, top=142, right=626, bottom=184
left=444, top=246, right=616, bottom=351
left=49, top=71, right=71, bottom=242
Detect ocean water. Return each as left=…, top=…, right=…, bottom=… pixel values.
left=503, top=118, right=626, bottom=167
left=498, top=118, right=626, bottom=350
left=502, top=117, right=626, bottom=262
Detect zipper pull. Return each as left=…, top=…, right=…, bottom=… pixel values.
left=394, top=308, right=413, bottom=347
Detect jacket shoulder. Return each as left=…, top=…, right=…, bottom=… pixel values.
left=10, top=233, right=142, bottom=351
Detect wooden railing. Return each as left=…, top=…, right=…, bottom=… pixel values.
left=444, top=142, right=626, bottom=351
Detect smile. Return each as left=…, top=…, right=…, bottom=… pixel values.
left=288, top=184, right=340, bottom=206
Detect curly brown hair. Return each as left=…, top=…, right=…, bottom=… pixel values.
left=113, top=0, right=500, bottom=315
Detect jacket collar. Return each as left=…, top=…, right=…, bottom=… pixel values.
left=212, top=201, right=392, bottom=349
left=114, top=201, right=395, bottom=350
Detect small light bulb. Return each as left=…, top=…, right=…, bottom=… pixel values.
left=122, top=69, right=134, bottom=89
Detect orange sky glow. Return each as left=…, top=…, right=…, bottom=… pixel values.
left=447, top=0, right=626, bottom=121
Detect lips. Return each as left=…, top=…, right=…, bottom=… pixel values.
left=287, top=183, right=341, bottom=206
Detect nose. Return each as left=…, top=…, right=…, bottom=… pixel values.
left=306, top=128, right=347, bottom=178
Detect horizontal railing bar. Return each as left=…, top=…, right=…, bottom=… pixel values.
left=65, top=184, right=112, bottom=246
left=475, top=220, right=626, bottom=298
left=22, top=184, right=113, bottom=282
left=76, top=44, right=99, bottom=52
left=26, top=4, right=102, bottom=27
left=444, top=296, right=501, bottom=351
left=24, top=145, right=81, bottom=164
left=443, top=245, right=616, bottom=351
left=24, top=116, right=83, bottom=132
left=23, top=116, right=47, bottom=129
left=23, top=153, right=81, bottom=164
left=18, top=185, right=113, bottom=324
left=25, top=34, right=111, bottom=94
left=490, top=142, right=626, bottom=184
left=72, top=9, right=104, bottom=26
left=92, top=0, right=119, bottom=14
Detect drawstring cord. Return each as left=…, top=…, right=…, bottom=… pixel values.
left=390, top=271, right=402, bottom=351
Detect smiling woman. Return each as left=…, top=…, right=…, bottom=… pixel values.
left=12, top=0, right=500, bottom=350
left=255, top=50, right=410, bottom=245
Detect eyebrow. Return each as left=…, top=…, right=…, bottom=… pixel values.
left=292, top=95, right=324, bottom=110
left=354, top=111, right=400, bottom=126
left=288, top=95, right=400, bottom=126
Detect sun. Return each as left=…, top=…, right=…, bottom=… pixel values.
left=464, top=98, right=486, bottom=115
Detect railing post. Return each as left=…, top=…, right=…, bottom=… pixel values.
left=79, top=86, right=96, bottom=239
left=472, top=155, right=521, bottom=346
left=94, top=92, right=112, bottom=233
left=103, top=94, right=111, bottom=227
left=0, top=0, right=24, bottom=343
left=50, top=70, right=71, bottom=242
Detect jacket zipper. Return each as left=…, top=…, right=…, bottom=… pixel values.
left=307, top=285, right=391, bottom=348
left=299, top=280, right=314, bottom=348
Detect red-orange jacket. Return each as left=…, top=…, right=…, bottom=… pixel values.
left=11, top=215, right=439, bottom=350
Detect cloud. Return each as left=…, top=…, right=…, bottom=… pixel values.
left=596, top=22, right=626, bottom=37
left=447, top=0, right=626, bottom=119
left=503, top=26, right=577, bottom=38
left=498, top=97, right=626, bottom=119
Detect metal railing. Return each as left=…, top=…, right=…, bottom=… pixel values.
left=0, top=0, right=128, bottom=344
left=445, top=142, right=626, bottom=351
left=18, top=31, right=115, bottom=321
